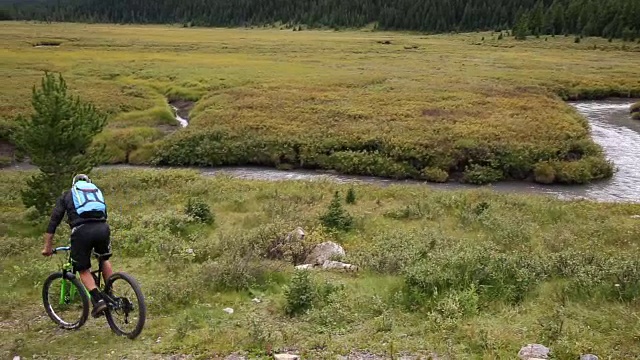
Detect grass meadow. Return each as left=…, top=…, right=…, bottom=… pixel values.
left=2, top=22, right=640, bottom=359
left=1, top=22, right=640, bottom=184
left=2, top=168, right=640, bottom=359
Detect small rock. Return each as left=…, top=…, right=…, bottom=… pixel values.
left=285, top=227, right=305, bottom=242
left=518, top=344, right=550, bottom=359
left=274, top=355, right=299, bottom=360
left=304, top=241, right=345, bottom=265
left=631, top=215, right=640, bottom=219
left=580, top=355, right=599, bottom=360
left=295, top=264, right=314, bottom=270
left=252, top=298, right=262, bottom=303
left=13, top=356, right=20, bottom=360
left=223, top=307, right=234, bottom=314
left=186, top=248, right=194, bottom=254
left=156, top=336, right=162, bottom=343
left=322, top=260, right=358, bottom=271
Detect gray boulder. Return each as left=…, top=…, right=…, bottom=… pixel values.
left=580, top=355, right=599, bottom=360
left=518, top=344, right=550, bottom=359
left=304, top=241, right=345, bottom=265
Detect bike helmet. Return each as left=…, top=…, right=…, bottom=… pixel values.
left=72, top=173, right=91, bottom=186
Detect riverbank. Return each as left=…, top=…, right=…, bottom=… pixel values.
left=2, top=168, right=640, bottom=359
left=2, top=22, right=640, bottom=186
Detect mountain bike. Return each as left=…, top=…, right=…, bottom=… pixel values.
left=41, top=246, right=146, bottom=339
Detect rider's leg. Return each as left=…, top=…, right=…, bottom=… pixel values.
left=93, top=222, right=113, bottom=284
left=70, top=224, right=107, bottom=317
left=79, top=269, right=98, bottom=291
left=101, top=259, right=113, bottom=282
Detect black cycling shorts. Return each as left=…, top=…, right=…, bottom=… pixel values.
left=70, top=221, right=111, bottom=273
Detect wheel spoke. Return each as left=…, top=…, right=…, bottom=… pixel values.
left=43, top=273, right=89, bottom=330
left=105, top=273, right=146, bottom=339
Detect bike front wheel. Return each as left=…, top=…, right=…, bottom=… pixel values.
left=103, top=272, right=146, bottom=339
left=42, top=272, right=89, bottom=330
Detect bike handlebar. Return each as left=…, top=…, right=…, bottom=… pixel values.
left=52, top=246, right=71, bottom=254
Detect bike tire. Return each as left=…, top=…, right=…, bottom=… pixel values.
left=42, top=271, right=89, bottom=330
left=104, top=272, right=146, bottom=339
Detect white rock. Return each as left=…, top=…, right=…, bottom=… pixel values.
left=580, top=355, right=599, bottom=360
left=518, top=344, right=550, bottom=359
left=304, top=241, right=345, bottom=265
left=13, top=356, right=20, bottom=360
left=322, top=260, right=358, bottom=271
left=285, top=227, right=305, bottom=242
left=252, top=298, right=262, bottom=303
left=631, top=215, right=640, bottom=219
left=295, top=264, right=314, bottom=270
left=274, top=355, right=299, bottom=360
left=223, top=307, right=234, bottom=314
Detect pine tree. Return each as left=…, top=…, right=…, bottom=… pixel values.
left=529, top=0, right=544, bottom=36
left=320, top=191, right=353, bottom=231
left=12, top=72, right=107, bottom=215
left=345, top=186, right=356, bottom=204
left=513, top=12, right=530, bottom=40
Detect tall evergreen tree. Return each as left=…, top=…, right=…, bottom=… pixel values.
left=12, top=72, right=107, bottom=215
left=514, top=11, right=530, bottom=40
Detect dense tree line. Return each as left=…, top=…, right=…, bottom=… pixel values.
left=2, top=0, right=639, bottom=40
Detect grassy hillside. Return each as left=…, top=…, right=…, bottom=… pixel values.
left=2, top=22, right=640, bottom=183
left=2, top=168, right=640, bottom=359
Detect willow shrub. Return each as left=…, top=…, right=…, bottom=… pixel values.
left=152, top=129, right=614, bottom=185
left=92, top=126, right=164, bottom=164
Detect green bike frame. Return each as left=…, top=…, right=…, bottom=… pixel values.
left=58, top=259, right=91, bottom=305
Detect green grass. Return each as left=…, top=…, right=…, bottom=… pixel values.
left=1, top=22, right=640, bottom=183
left=2, top=168, right=640, bottom=359
left=632, top=101, right=640, bottom=120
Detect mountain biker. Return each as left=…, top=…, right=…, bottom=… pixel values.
left=41, top=174, right=112, bottom=318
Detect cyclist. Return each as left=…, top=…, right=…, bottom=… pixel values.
left=41, top=174, right=112, bottom=318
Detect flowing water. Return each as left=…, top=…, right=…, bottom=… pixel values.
left=170, top=105, right=189, bottom=127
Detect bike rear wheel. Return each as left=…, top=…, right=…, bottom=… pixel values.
left=42, top=272, right=89, bottom=330
left=104, top=272, right=146, bottom=339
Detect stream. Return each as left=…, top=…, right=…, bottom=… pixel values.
left=190, top=99, right=640, bottom=203
left=5, top=100, right=639, bottom=203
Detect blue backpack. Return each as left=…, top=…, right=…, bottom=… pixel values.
left=72, top=180, right=107, bottom=217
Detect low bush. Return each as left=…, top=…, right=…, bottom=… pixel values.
left=422, top=167, right=449, bottom=183
left=552, top=157, right=614, bottom=184
left=0, top=155, right=11, bottom=168
left=533, top=161, right=556, bottom=184
left=462, top=164, right=504, bottom=184
left=283, top=269, right=346, bottom=318
left=185, top=197, right=214, bottom=225
left=284, top=269, right=316, bottom=316
left=403, top=242, right=546, bottom=305
left=92, top=127, right=164, bottom=164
